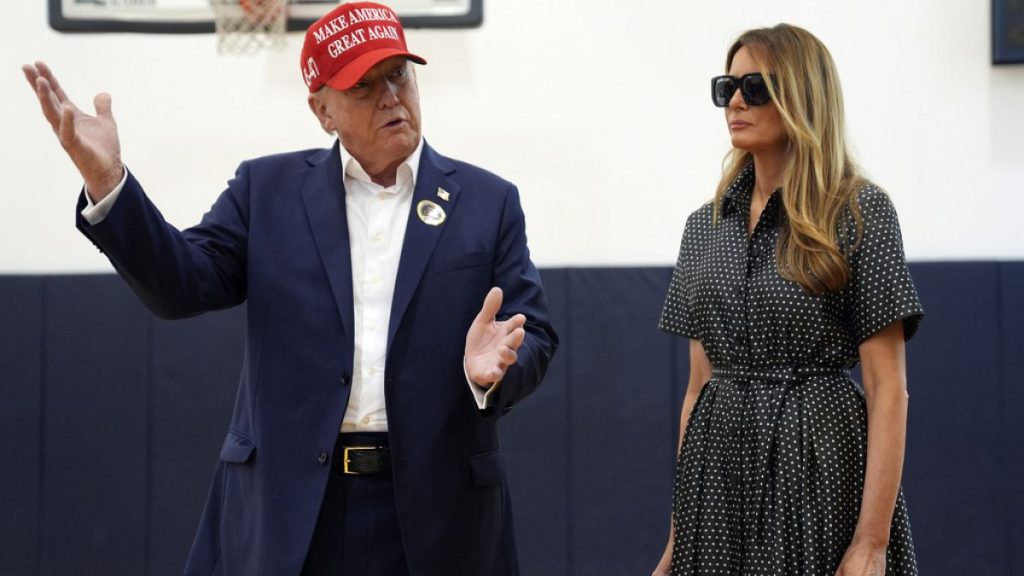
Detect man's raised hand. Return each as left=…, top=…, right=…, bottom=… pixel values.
left=22, top=61, right=124, bottom=200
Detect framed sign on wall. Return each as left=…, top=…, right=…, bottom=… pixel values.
left=993, top=0, right=1024, bottom=64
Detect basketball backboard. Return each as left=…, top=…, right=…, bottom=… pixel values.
left=48, top=0, right=482, bottom=33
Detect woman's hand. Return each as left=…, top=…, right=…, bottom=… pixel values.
left=835, top=538, right=886, bottom=576
left=651, top=537, right=673, bottom=576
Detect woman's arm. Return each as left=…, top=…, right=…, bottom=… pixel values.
left=836, top=320, right=910, bottom=575
left=653, top=339, right=712, bottom=576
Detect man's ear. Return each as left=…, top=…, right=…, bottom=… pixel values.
left=307, top=92, right=334, bottom=135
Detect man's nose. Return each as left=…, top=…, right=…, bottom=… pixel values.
left=378, top=80, right=400, bottom=107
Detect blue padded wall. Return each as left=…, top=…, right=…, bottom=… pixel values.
left=0, top=263, right=1021, bottom=575
left=901, top=264, right=1005, bottom=574
left=999, top=264, right=1024, bottom=574
left=562, top=268, right=677, bottom=575
left=39, top=277, right=149, bottom=576
left=0, top=277, right=42, bottom=576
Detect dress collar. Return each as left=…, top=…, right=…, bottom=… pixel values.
left=721, top=162, right=757, bottom=217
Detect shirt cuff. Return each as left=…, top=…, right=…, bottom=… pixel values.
left=463, top=357, right=500, bottom=410
left=80, top=168, right=129, bottom=225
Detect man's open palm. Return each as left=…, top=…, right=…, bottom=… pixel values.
left=23, top=61, right=123, bottom=199
left=465, top=287, right=526, bottom=388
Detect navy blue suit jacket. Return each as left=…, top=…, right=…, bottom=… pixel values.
left=76, top=140, right=558, bottom=576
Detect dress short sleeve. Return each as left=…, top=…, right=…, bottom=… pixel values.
left=659, top=209, right=702, bottom=339
left=845, top=186, right=924, bottom=344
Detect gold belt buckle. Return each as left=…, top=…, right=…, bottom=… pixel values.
left=342, top=446, right=375, bottom=475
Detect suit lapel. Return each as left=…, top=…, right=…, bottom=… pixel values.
left=300, top=141, right=355, bottom=357
left=387, top=143, right=461, bottom=349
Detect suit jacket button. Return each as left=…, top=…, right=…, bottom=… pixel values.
left=318, top=452, right=329, bottom=465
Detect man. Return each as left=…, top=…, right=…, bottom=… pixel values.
left=23, top=2, right=557, bottom=574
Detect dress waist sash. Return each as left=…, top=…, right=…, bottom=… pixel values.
left=711, top=366, right=851, bottom=382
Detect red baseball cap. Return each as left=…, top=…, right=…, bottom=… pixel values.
left=300, top=2, right=426, bottom=93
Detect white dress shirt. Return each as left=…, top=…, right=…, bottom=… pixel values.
left=338, top=140, right=420, bottom=432
left=339, top=140, right=496, bottom=430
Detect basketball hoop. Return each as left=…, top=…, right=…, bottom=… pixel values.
left=211, top=0, right=288, bottom=54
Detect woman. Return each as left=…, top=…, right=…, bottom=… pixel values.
left=653, top=25, right=922, bottom=576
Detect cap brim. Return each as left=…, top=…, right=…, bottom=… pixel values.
left=323, top=49, right=428, bottom=91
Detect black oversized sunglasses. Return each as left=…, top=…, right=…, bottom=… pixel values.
left=711, top=73, right=775, bottom=107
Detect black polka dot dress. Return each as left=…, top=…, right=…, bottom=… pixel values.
left=659, top=164, right=923, bottom=575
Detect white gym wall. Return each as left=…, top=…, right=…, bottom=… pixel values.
left=3, top=0, right=1022, bottom=272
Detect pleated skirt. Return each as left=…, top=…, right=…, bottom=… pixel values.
left=670, top=375, right=918, bottom=575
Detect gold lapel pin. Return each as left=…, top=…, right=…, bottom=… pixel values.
left=417, top=200, right=447, bottom=226
left=436, top=187, right=450, bottom=202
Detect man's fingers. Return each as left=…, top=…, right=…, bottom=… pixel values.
left=58, top=104, right=77, bottom=148
left=498, top=346, right=518, bottom=366
left=22, top=64, right=40, bottom=91
left=43, top=80, right=63, bottom=116
left=33, top=78, right=62, bottom=131
left=502, top=313, right=526, bottom=332
left=506, top=326, right=526, bottom=350
left=474, top=287, right=503, bottom=324
left=35, top=61, right=71, bottom=105
left=493, top=328, right=524, bottom=367
left=469, top=361, right=502, bottom=386
left=467, top=288, right=527, bottom=379
left=94, top=93, right=113, bottom=119
left=492, top=314, right=526, bottom=342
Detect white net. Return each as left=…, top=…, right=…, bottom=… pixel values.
left=210, top=0, right=288, bottom=54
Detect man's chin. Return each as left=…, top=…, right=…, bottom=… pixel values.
left=384, top=133, right=419, bottom=157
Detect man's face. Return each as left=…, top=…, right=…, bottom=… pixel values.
left=308, top=56, right=421, bottom=180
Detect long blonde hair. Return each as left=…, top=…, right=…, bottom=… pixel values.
left=714, top=24, right=863, bottom=294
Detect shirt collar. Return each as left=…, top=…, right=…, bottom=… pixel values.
left=338, top=137, right=424, bottom=193
left=721, top=162, right=756, bottom=217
